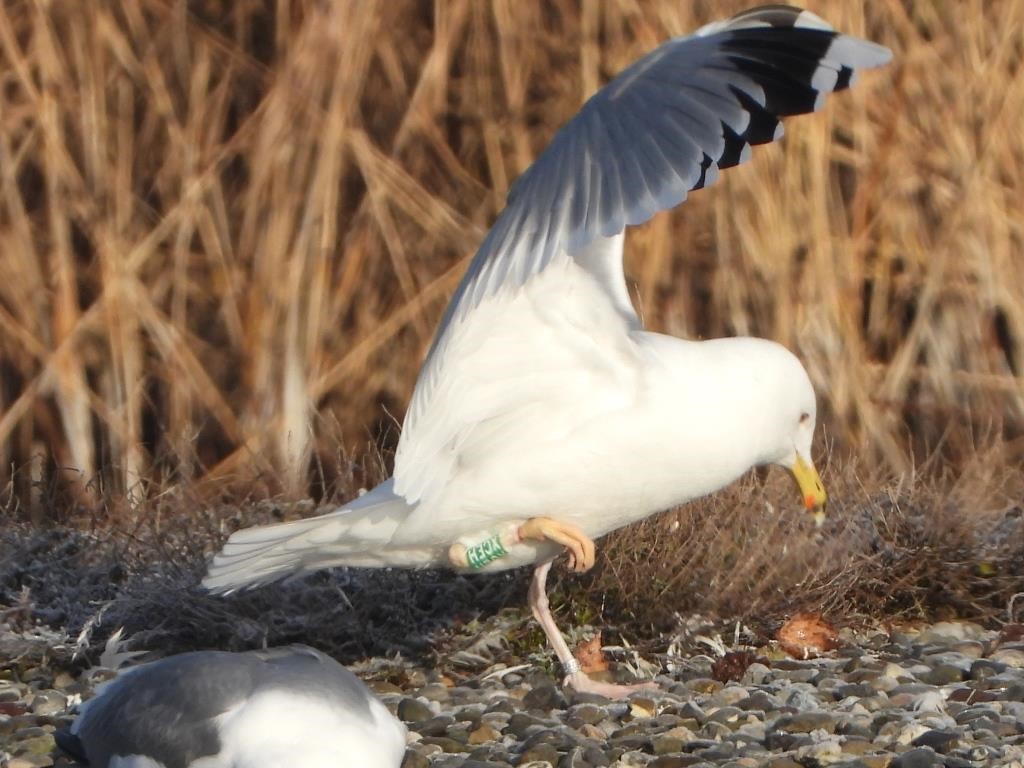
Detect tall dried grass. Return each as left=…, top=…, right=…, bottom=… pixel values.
left=0, top=1, right=1021, bottom=510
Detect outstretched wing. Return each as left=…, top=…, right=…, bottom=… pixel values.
left=394, top=6, right=891, bottom=504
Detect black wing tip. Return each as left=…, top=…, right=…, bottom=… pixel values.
left=704, top=6, right=892, bottom=71
left=686, top=9, right=890, bottom=189
left=835, top=66, right=855, bottom=91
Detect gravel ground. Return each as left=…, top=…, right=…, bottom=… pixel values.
left=2, top=621, right=1023, bottom=768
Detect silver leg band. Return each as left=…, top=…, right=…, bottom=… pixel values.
left=561, top=657, right=582, bottom=676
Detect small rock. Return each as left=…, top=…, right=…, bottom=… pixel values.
left=685, top=678, right=722, bottom=694
left=648, top=756, right=705, bottom=767
left=398, top=697, right=437, bottom=723
left=871, top=675, right=902, bottom=692
left=966, top=715, right=1019, bottom=737
left=558, top=746, right=590, bottom=768
left=629, top=697, right=657, bottom=719
left=735, top=691, right=778, bottom=711
left=764, top=730, right=813, bottom=750
left=576, top=723, right=606, bottom=741
left=0, top=684, right=26, bottom=702
left=415, top=715, right=455, bottom=737
left=910, top=729, right=959, bottom=752
left=991, top=649, right=1024, bottom=669
left=740, top=663, right=772, bottom=685
left=567, top=703, right=608, bottom=726
left=918, top=622, right=987, bottom=643
left=29, top=690, right=67, bottom=716
left=523, top=685, right=567, bottom=711
left=420, top=683, right=451, bottom=702
left=469, top=723, right=503, bottom=745
left=857, top=757, right=894, bottom=768
left=651, top=735, right=684, bottom=755
left=1003, top=683, right=1024, bottom=701
left=891, top=746, right=941, bottom=767
left=521, top=727, right=578, bottom=752
left=922, top=665, right=963, bottom=685
left=419, top=735, right=471, bottom=753
left=885, top=721, right=931, bottom=745
left=774, top=711, right=837, bottom=733
left=969, top=660, right=1004, bottom=680
left=401, top=751, right=431, bottom=768
left=951, top=641, right=985, bottom=658
left=836, top=683, right=876, bottom=699
left=517, top=743, right=561, bottom=764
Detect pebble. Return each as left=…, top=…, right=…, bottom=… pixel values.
left=5, top=622, right=1024, bottom=767
left=28, top=691, right=66, bottom=717
left=399, top=696, right=439, bottom=723
left=992, top=649, right=1024, bottom=668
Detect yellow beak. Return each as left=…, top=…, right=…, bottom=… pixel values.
left=790, top=455, right=827, bottom=526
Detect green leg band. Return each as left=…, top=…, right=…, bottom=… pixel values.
left=465, top=533, right=509, bottom=569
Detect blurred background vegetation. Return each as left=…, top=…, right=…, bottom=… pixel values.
left=0, top=0, right=1020, bottom=517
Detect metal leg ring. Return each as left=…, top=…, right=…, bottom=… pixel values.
left=561, top=657, right=582, bottom=676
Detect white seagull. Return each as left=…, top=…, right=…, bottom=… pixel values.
left=56, top=646, right=408, bottom=768
left=204, top=6, right=891, bottom=697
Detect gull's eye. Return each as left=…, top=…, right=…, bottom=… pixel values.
left=799, top=412, right=810, bottom=425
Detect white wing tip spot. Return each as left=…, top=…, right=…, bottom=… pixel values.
left=794, top=10, right=833, bottom=31
left=811, top=64, right=840, bottom=92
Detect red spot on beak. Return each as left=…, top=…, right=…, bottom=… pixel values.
left=804, top=494, right=817, bottom=510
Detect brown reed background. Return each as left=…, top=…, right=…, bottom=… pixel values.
left=0, top=0, right=1021, bottom=514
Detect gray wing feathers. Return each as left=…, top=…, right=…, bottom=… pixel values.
left=71, top=651, right=255, bottom=767
left=441, top=13, right=889, bottom=339
left=401, top=6, right=890, bottom=447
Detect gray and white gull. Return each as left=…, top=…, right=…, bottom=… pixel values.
left=56, top=645, right=407, bottom=767
left=204, top=6, right=891, bottom=697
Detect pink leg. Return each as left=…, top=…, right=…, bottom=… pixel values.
left=528, top=560, right=656, bottom=699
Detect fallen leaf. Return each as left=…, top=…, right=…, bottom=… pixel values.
left=999, top=624, right=1024, bottom=643
left=776, top=613, right=839, bottom=659
left=711, top=650, right=766, bottom=682
left=575, top=632, right=609, bottom=674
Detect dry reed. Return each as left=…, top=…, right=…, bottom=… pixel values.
left=0, top=1, right=1021, bottom=511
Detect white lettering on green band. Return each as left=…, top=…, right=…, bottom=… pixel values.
left=466, top=534, right=508, bottom=569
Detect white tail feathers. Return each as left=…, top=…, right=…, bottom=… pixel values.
left=202, top=480, right=415, bottom=594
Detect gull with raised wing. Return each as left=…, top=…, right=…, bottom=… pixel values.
left=204, top=6, right=891, bottom=698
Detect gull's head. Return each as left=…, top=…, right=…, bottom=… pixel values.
left=778, top=405, right=828, bottom=527
left=763, top=348, right=828, bottom=526
left=730, top=340, right=827, bottom=525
